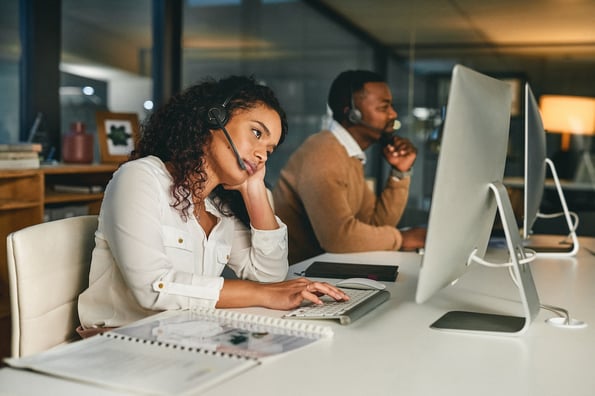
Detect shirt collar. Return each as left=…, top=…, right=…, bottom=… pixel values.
left=329, top=120, right=366, bottom=164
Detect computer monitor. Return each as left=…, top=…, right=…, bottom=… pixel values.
left=522, top=83, right=579, bottom=256
left=415, top=65, right=540, bottom=335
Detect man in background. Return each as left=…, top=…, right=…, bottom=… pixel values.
left=273, top=70, right=426, bottom=264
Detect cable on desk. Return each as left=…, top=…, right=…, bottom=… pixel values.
left=506, top=262, right=588, bottom=329
left=471, top=246, right=587, bottom=329
left=470, top=247, right=537, bottom=268
left=536, top=210, right=579, bottom=243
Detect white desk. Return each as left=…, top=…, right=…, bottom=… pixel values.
left=2, top=238, right=595, bottom=396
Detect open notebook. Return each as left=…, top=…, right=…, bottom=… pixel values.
left=5, top=309, right=333, bottom=395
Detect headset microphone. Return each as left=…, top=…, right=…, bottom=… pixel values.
left=207, top=93, right=247, bottom=171
left=214, top=117, right=247, bottom=171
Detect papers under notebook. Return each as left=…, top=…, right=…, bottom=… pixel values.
left=4, top=309, right=333, bottom=395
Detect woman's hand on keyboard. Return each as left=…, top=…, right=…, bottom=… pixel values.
left=260, top=277, right=350, bottom=310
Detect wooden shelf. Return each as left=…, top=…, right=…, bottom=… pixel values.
left=42, top=163, right=118, bottom=175
left=0, top=200, right=41, bottom=211
left=44, top=191, right=105, bottom=204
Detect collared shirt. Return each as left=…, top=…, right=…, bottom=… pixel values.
left=79, top=155, right=288, bottom=329
left=329, top=120, right=366, bottom=164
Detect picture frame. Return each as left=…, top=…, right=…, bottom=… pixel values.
left=95, top=111, right=139, bottom=163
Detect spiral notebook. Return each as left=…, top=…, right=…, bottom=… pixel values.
left=4, top=309, right=333, bottom=395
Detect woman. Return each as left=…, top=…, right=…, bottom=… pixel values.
left=78, top=75, right=348, bottom=333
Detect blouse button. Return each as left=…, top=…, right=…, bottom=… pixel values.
left=178, top=237, right=184, bottom=244
left=226, top=254, right=230, bottom=261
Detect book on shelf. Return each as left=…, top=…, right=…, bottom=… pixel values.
left=0, top=142, right=43, bottom=152
left=53, top=184, right=105, bottom=194
left=3, top=308, right=333, bottom=395
left=0, top=156, right=40, bottom=169
left=0, top=151, right=40, bottom=160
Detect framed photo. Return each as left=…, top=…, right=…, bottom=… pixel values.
left=96, top=111, right=139, bottom=163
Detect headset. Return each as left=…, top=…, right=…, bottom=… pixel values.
left=206, top=90, right=235, bottom=129
left=206, top=86, right=247, bottom=171
left=347, top=89, right=364, bottom=125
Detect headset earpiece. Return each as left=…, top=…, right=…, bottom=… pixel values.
left=207, top=105, right=229, bottom=129
left=207, top=86, right=240, bottom=129
left=347, top=80, right=363, bottom=124
left=347, top=106, right=362, bottom=124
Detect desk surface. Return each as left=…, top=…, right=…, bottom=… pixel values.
left=2, top=238, right=595, bottom=396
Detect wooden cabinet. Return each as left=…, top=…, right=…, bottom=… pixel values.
left=43, top=164, right=117, bottom=217
left=0, top=163, right=117, bottom=360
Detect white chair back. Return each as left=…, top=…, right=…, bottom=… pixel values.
left=7, top=215, right=97, bottom=358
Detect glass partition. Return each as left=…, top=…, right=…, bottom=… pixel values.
left=0, top=0, right=20, bottom=144
left=183, top=0, right=374, bottom=186
left=61, top=0, right=152, bottom=162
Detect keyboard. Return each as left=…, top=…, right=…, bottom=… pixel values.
left=283, top=288, right=390, bottom=325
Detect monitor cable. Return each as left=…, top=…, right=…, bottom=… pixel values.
left=471, top=248, right=587, bottom=329
left=536, top=210, right=579, bottom=244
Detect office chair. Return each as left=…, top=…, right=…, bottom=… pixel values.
left=6, top=215, right=98, bottom=358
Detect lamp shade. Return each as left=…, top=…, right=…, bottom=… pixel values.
left=539, top=95, right=595, bottom=136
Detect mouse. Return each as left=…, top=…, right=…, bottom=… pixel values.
left=335, top=277, right=386, bottom=290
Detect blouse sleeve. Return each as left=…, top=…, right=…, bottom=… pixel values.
left=226, top=216, right=289, bottom=282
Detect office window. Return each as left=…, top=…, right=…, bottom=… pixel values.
left=182, top=0, right=373, bottom=186
left=61, top=0, right=152, bottom=161
left=0, top=0, right=20, bottom=144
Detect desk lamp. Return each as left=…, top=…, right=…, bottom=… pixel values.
left=539, top=95, right=595, bottom=183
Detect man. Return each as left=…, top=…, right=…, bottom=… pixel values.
left=273, top=70, right=426, bottom=264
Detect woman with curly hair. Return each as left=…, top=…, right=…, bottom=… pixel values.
left=78, top=75, right=348, bottom=335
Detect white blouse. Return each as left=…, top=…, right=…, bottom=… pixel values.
left=78, top=156, right=288, bottom=329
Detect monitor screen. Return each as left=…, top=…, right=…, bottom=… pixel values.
left=523, top=83, right=547, bottom=239
left=415, top=64, right=513, bottom=305
left=414, top=65, right=541, bottom=334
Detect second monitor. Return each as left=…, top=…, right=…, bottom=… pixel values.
left=521, top=83, right=579, bottom=256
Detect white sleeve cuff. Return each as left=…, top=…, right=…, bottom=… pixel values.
left=152, top=277, right=223, bottom=301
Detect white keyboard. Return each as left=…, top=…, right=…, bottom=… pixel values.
left=283, top=288, right=390, bottom=325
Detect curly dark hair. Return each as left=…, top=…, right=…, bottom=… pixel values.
left=130, top=75, right=288, bottom=225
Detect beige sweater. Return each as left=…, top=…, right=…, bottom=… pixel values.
left=273, top=130, right=409, bottom=264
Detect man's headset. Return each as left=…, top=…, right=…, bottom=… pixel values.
left=347, top=86, right=365, bottom=125
left=206, top=86, right=247, bottom=171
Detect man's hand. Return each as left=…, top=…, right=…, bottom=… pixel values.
left=383, top=136, right=417, bottom=172
left=399, top=226, right=427, bottom=251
